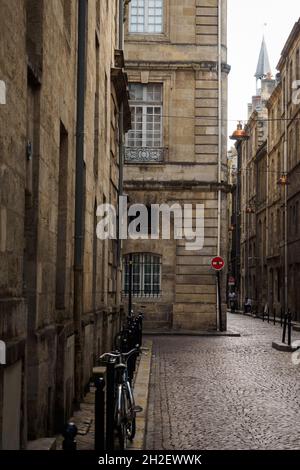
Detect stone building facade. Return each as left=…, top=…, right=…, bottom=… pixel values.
left=234, top=19, right=300, bottom=317
left=0, top=0, right=130, bottom=449
left=239, top=76, right=275, bottom=310
left=123, top=0, right=229, bottom=331
left=275, top=18, right=300, bottom=318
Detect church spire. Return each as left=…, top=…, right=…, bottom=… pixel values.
left=255, top=36, right=272, bottom=80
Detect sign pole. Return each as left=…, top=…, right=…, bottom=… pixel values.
left=211, top=256, right=225, bottom=332
left=217, top=271, right=223, bottom=332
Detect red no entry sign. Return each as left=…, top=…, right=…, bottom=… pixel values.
left=211, top=256, right=225, bottom=271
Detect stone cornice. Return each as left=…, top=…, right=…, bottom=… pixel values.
left=124, top=180, right=231, bottom=192
left=125, top=60, right=231, bottom=74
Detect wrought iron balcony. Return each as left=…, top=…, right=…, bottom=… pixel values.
left=125, top=147, right=165, bottom=163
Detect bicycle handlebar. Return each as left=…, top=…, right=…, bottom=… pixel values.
left=99, top=347, right=139, bottom=362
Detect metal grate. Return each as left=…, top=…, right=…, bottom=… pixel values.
left=123, top=253, right=161, bottom=298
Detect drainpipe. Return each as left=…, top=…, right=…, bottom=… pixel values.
left=284, top=66, right=288, bottom=313
left=217, top=0, right=222, bottom=257
left=266, top=109, right=270, bottom=307
left=74, top=0, right=87, bottom=405
left=117, top=0, right=125, bottom=299
left=216, top=0, right=223, bottom=329
left=118, top=0, right=125, bottom=207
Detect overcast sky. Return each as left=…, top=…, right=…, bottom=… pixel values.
left=228, top=0, right=300, bottom=144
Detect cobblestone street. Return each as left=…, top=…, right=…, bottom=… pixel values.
left=145, top=313, right=300, bottom=450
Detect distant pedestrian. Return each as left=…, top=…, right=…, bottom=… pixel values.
left=229, top=291, right=237, bottom=312
left=244, top=297, right=252, bottom=314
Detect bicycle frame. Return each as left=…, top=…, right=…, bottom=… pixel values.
left=99, top=348, right=140, bottom=447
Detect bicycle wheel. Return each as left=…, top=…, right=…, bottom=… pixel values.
left=116, top=387, right=136, bottom=448
left=116, top=387, right=127, bottom=450
left=125, top=386, right=136, bottom=441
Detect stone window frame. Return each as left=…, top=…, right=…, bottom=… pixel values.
left=125, top=71, right=172, bottom=163
left=125, top=0, right=170, bottom=43
left=127, top=83, right=163, bottom=148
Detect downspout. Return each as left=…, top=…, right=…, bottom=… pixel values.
left=117, top=0, right=125, bottom=315
left=74, top=0, right=87, bottom=405
left=118, top=0, right=125, bottom=203
left=266, top=111, right=270, bottom=306
left=217, top=0, right=223, bottom=329
left=236, top=142, right=241, bottom=307
left=217, top=0, right=222, bottom=257
left=284, top=66, right=288, bottom=313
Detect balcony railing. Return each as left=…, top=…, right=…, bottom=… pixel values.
left=125, top=147, right=165, bottom=163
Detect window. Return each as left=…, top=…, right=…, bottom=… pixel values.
left=129, top=0, right=163, bottom=33
left=127, top=83, right=163, bottom=148
left=123, top=253, right=161, bottom=297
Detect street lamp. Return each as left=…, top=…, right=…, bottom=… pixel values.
left=230, top=121, right=250, bottom=142
left=230, top=122, right=250, bottom=308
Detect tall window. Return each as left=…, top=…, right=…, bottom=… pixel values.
left=123, top=253, right=161, bottom=297
left=129, top=0, right=163, bottom=33
left=127, top=83, right=163, bottom=148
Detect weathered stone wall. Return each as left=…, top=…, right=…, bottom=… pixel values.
left=0, top=0, right=128, bottom=447
left=0, top=0, right=28, bottom=449
left=123, top=0, right=229, bottom=330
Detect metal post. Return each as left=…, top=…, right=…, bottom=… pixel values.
left=273, top=308, right=276, bottom=326
left=128, top=254, right=133, bottom=316
left=288, top=310, right=292, bottom=347
left=267, top=306, right=270, bottom=324
left=62, top=423, right=78, bottom=451
left=106, top=360, right=116, bottom=451
left=217, top=271, right=223, bottom=332
left=94, top=377, right=105, bottom=452
left=280, top=307, right=283, bottom=327
left=236, top=144, right=241, bottom=310
left=282, top=313, right=287, bottom=344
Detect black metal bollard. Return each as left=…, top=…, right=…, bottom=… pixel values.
left=267, top=307, right=270, bottom=324
left=62, top=422, right=78, bottom=451
left=106, top=359, right=116, bottom=451
left=94, top=376, right=105, bottom=452
left=288, top=310, right=292, bottom=347
left=138, top=313, right=143, bottom=346
left=282, top=313, right=288, bottom=344
left=273, top=308, right=276, bottom=326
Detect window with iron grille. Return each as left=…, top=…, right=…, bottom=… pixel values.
left=123, top=253, right=161, bottom=297
left=129, top=0, right=163, bottom=34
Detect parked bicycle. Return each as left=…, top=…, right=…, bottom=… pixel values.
left=99, top=347, right=142, bottom=450
left=114, top=310, right=143, bottom=382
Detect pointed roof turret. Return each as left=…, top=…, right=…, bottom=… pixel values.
left=255, top=36, right=272, bottom=80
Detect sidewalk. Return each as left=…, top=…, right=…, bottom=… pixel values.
left=231, top=308, right=300, bottom=330
left=56, top=339, right=152, bottom=451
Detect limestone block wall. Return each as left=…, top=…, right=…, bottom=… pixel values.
left=123, top=0, right=229, bottom=330
left=0, top=0, right=128, bottom=447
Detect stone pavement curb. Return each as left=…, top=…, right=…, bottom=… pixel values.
left=272, top=341, right=299, bottom=352
left=144, top=330, right=240, bottom=337
left=127, top=339, right=153, bottom=450
left=55, top=339, right=153, bottom=450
